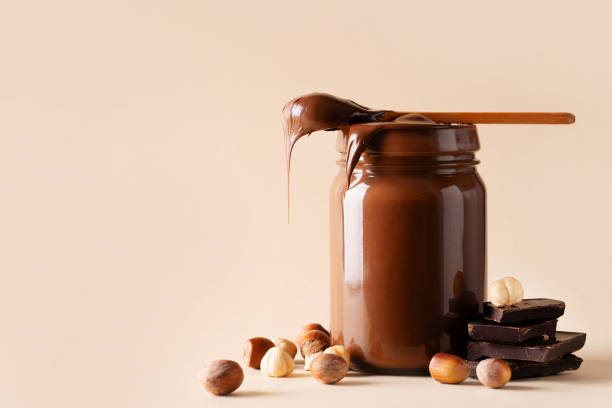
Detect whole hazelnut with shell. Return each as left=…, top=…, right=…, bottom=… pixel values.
left=428, top=353, right=469, bottom=384
left=310, top=353, right=348, bottom=384
left=296, top=323, right=329, bottom=355
left=242, top=337, right=274, bottom=369
left=201, top=360, right=243, bottom=396
left=476, top=358, right=512, bottom=388
left=299, top=330, right=331, bottom=358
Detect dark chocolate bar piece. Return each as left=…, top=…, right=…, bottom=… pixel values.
left=468, top=319, right=557, bottom=344
left=468, top=354, right=583, bottom=379
left=467, top=331, right=586, bottom=362
left=483, top=298, right=565, bottom=324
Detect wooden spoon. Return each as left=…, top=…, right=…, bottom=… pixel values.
left=382, top=112, right=575, bottom=124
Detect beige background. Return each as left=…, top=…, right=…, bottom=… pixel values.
left=1, top=0, right=611, bottom=407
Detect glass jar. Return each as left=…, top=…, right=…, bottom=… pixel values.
left=329, top=124, right=486, bottom=373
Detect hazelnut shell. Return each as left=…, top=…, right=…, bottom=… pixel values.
left=299, top=330, right=331, bottom=358
left=242, top=337, right=275, bottom=369
left=476, top=358, right=512, bottom=388
left=310, top=353, right=348, bottom=384
left=428, top=353, right=469, bottom=384
left=202, top=359, right=243, bottom=396
left=296, top=323, right=329, bottom=347
left=273, top=338, right=297, bottom=359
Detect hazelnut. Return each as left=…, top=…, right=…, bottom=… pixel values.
left=476, top=358, right=512, bottom=388
left=304, top=351, right=322, bottom=371
left=428, top=353, right=469, bottom=384
left=201, top=359, right=243, bottom=396
left=299, top=330, right=331, bottom=358
left=310, top=353, right=348, bottom=384
left=260, top=347, right=295, bottom=377
left=324, top=345, right=350, bottom=365
left=296, top=323, right=329, bottom=349
left=242, top=337, right=274, bottom=369
left=273, top=337, right=297, bottom=359
left=489, top=277, right=524, bottom=307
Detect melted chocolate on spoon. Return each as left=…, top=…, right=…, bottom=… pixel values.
left=282, top=92, right=438, bottom=187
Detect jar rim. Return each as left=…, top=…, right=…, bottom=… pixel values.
left=336, top=125, right=480, bottom=156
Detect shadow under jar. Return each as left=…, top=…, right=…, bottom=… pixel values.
left=330, top=124, right=486, bottom=374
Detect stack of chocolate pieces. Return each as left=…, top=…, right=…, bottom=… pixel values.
left=466, top=298, right=586, bottom=379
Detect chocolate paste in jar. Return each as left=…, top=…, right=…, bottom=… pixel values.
left=283, top=94, right=486, bottom=373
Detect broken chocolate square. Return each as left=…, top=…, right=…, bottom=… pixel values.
left=468, top=319, right=557, bottom=344
left=467, top=331, right=586, bottom=362
left=483, top=298, right=565, bottom=324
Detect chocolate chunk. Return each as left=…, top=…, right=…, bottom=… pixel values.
left=483, top=298, right=565, bottom=324
left=467, top=331, right=586, bottom=362
left=468, top=319, right=557, bottom=344
left=468, top=354, right=583, bottom=379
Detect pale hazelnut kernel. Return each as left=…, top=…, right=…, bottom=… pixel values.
left=489, top=277, right=524, bottom=307
left=324, top=345, right=350, bottom=365
left=476, top=358, right=512, bottom=388
left=304, top=351, right=322, bottom=371
left=502, top=277, right=524, bottom=304
left=272, top=338, right=297, bottom=359
left=260, top=347, right=295, bottom=377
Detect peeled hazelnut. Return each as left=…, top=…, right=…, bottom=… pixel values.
left=502, top=277, right=524, bottom=304
left=296, top=323, right=329, bottom=349
left=299, top=330, right=331, bottom=358
left=201, top=359, right=243, bottom=396
left=304, top=351, right=322, bottom=371
left=476, top=358, right=512, bottom=388
left=310, top=353, right=348, bottom=384
left=489, top=277, right=524, bottom=307
left=488, top=280, right=509, bottom=306
left=242, top=337, right=274, bottom=369
left=273, top=337, right=297, bottom=359
left=260, top=347, right=295, bottom=377
left=324, top=345, right=350, bottom=365
left=428, top=353, right=469, bottom=384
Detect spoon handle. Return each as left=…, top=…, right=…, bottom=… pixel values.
left=384, top=112, right=575, bottom=124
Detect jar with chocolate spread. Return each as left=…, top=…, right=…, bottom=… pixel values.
left=329, top=120, right=486, bottom=373
left=283, top=93, right=574, bottom=374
